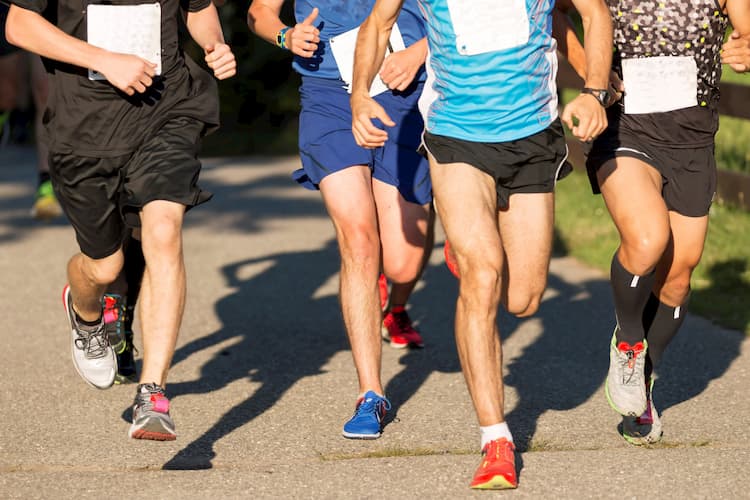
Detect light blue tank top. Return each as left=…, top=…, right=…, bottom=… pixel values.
left=418, top=0, right=559, bottom=142
left=293, top=0, right=427, bottom=82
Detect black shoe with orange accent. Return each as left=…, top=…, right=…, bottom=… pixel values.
left=470, top=438, right=518, bottom=490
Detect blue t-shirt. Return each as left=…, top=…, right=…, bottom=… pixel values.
left=418, top=0, right=559, bottom=143
left=293, top=0, right=427, bottom=82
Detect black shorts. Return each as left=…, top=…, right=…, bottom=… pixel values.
left=586, top=121, right=717, bottom=217
left=49, top=116, right=212, bottom=259
left=422, top=119, right=571, bottom=208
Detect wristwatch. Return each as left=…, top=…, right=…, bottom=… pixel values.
left=276, top=26, right=291, bottom=50
left=581, top=87, right=610, bottom=107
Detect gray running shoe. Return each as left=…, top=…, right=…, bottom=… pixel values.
left=129, top=383, right=176, bottom=441
left=622, top=377, right=663, bottom=445
left=605, top=329, right=648, bottom=417
left=63, top=285, right=116, bottom=389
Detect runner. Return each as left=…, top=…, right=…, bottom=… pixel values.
left=247, top=0, right=433, bottom=439
left=585, top=0, right=750, bottom=445
left=6, top=0, right=236, bottom=439
left=351, top=0, right=613, bottom=489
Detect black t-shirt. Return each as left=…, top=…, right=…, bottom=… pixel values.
left=10, top=0, right=220, bottom=156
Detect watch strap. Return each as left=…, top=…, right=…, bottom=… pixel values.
left=276, top=26, right=291, bottom=50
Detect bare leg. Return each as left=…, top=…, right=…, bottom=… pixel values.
left=137, top=200, right=186, bottom=387
left=320, top=167, right=384, bottom=395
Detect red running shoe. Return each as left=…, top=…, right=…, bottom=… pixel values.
left=382, top=306, right=424, bottom=349
left=470, top=438, right=518, bottom=490
left=378, top=273, right=389, bottom=311
left=444, top=240, right=460, bottom=279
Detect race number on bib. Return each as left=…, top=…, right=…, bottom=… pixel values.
left=329, top=23, right=406, bottom=96
left=622, top=56, right=698, bottom=114
left=446, top=0, right=529, bottom=55
left=87, top=3, right=162, bottom=81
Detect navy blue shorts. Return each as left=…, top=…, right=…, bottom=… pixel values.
left=295, top=76, right=432, bottom=206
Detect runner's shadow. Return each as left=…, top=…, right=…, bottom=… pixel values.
left=162, top=239, right=347, bottom=470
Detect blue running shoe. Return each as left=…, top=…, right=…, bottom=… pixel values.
left=342, top=391, right=391, bottom=439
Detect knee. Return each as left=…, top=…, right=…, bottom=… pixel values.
left=506, top=289, right=543, bottom=318
left=83, top=253, right=124, bottom=286
left=660, top=271, right=693, bottom=305
left=337, top=223, right=380, bottom=264
left=621, top=233, right=670, bottom=274
left=142, top=216, right=183, bottom=256
left=460, top=264, right=502, bottom=308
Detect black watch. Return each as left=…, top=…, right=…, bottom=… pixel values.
left=581, top=87, right=610, bottom=107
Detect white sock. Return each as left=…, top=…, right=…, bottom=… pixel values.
left=480, top=422, right=513, bottom=450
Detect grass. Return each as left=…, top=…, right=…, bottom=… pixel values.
left=554, top=170, right=750, bottom=334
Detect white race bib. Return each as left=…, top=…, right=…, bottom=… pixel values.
left=86, top=3, right=162, bottom=81
left=622, top=56, right=698, bottom=114
left=329, top=23, right=406, bottom=96
left=446, top=0, right=529, bottom=55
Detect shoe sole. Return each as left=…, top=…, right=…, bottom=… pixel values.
left=342, top=430, right=381, bottom=439
left=129, top=418, right=176, bottom=441
left=63, top=286, right=116, bottom=390
left=470, top=476, right=517, bottom=490
left=622, top=430, right=663, bottom=446
left=604, top=377, right=646, bottom=417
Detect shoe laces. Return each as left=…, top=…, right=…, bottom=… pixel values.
left=388, top=309, right=416, bottom=334
left=135, top=383, right=170, bottom=414
left=355, top=395, right=391, bottom=420
left=74, top=321, right=109, bottom=359
left=483, top=438, right=515, bottom=462
left=616, top=341, right=645, bottom=382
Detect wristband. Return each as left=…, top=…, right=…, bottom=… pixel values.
left=276, top=26, right=291, bottom=50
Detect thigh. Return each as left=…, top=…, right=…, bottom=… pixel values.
left=320, top=166, right=379, bottom=240
left=597, top=156, right=671, bottom=264
left=428, top=155, right=501, bottom=271
left=497, top=192, right=554, bottom=300
left=373, top=178, right=430, bottom=260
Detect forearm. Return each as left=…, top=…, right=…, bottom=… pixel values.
left=247, top=0, right=286, bottom=45
left=6, top=5, right=109, bottom=73
left=186, top=3, right=225, bottom=48
left=352, top=15, right=393, bottom=95
left=579, top=4, right=612, bottom=88
left=553, top=9, right=586, bottom=79
left=727, top=0, right=750, bottom=35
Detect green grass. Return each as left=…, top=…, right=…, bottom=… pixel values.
left=554, top=170, right=750, bottom=334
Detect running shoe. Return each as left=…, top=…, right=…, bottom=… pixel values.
left=378, top=273, right=389, bottom=311
left=622, top=377, right=663, bottom=445
left=62, top=285, right=116, bottom=389
left=470, top=438, right=518, bottom=490
left=342, top=390, right=391, bottom=439
left=605, top=329, right=648, bottom=417
left=444, top=240, right=460, bottom=279
left=382, top=306, right=424, bottom=349
left=31, top=179, right=62, bottom=221
left=102, top=294, right=137, bottom=384
left=129, top=383, right=176, bottom=441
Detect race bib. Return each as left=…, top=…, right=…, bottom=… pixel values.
left=86, top=3, right=162, bottom=81
left=622, top=56, right=698, bottom=114
left=446, top=0, right=529, bottom=55
left=329, top=23, right=406, bottom=96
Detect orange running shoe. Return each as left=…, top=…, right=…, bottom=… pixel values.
left=444, top=240, right=460, bottom=279
left=470, top=438, right=518, bottom=490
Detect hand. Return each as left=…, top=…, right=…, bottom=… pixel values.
left=205, top=43, right=237, bottom=80
left=607, top=70, right=624, bottom=106
left=287, top=8, right=320, bottom=58
left=351, top=92, right=395, bottom=149
left=96, top=52, right=156, bottom=96
left=379, top=44, right=423, bottom=91
left=722, top=31, right=750, bottom=73
left=561, top=93, right=608, bottom=142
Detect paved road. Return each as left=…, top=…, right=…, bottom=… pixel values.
left=1, top=147, right=747, bottom=499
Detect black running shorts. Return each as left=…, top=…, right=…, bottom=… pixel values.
left=422, top=119, right=570, bottom=209
left=586, top=120, right=717, bottom=217
left=49, top=116, right=212, bottom=259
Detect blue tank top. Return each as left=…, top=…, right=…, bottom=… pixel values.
left=293, top=0, right=427, bottom=81
left=418, top=0, right=559, bottom=142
